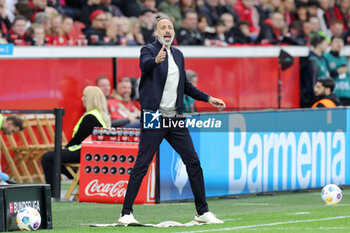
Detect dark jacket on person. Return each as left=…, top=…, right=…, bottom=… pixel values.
left=310, top=94, right=341, bottom=108
left=256, top=19, right=282, bottom=44
left=197, top=2, right=223, bottom=26
left=80, top=4, right=108, bottom=27
left=176, top=27, right=205, bottom=45
left=141, top=27, right=155, bottom=44
left=83, top=27, right=116, bottom=45
left=225, top=26, right=251, bottom=44
left=139, top=40, right=210, bottom=114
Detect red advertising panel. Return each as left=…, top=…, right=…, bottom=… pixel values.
left=78, top=137, right=156, bottom=204
left=117, top=57, right=300, bottom=111
left=0, top=58, right=113, bottom=138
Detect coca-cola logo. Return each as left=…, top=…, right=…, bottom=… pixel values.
left=85, top=179, right=128, bottom=198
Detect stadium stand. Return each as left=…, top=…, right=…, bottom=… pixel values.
left=0, top=0, right=348, bottom=46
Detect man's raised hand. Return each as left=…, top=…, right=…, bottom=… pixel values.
left=155, top=45, right=166, bottom=64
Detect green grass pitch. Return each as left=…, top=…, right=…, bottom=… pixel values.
left=38, top=187, right=350, bottom=233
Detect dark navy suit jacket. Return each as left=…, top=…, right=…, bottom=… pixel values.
left=139, top=40, right=210, bottom=114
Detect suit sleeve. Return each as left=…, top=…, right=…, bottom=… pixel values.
left=139, top=45, right=158, bottom=73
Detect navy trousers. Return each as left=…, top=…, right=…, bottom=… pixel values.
left=122, top=123, right=209, bottom=215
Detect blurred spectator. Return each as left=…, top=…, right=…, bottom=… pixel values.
left=268, top=0, right=284, bottom=14
left=158, top=0, right=182, bottom=31
left=330, top=20, right=344, bottom=37
left=49, top=15, right=75, bottom=45
left=105, top=16, right=121, bottom=44
left=0, top=0, right=11, bottom=35
left=287, top=20, right=307, bottom=45
left=15, top=1, right=33, bottom=24
left=326, top=0, right=345, bottom=31
left=5, top=0, right=17, bottom=23
left=179, top=0, right=196, bottom=13
left=176, top=9, right=206, bottom=45
left=324, top=35, right=350, bottom=105
left=221, top=0, right=240, bottom=24
left=311, top=78, right=341, bottom=107
left=282, top=0, right=295, bottom=27
left=293, top=20, right=311, bottom=45
left=80, top=0, right=107, bottom=27
left=64, top=0, right=85, bottom=20
left=50, top=13, right=62, bottom=37
left=129, top=17, right=145, bottom=45
left=302, top=35, right=330, bottom=106
left=294, top=2, right=308, bottom=21
left=197, top=0, right=223, bottom=27
left=255, top=0, right=270, bottom=28
left=34, top=12, right=51, bottom=40
left=28, top=0, right=58, bottom=22
left=108, top=78, right=141, bottom=128
left=96, top=75, right=112, bottom=98
left=0, top=114, right=24, bottom=185
left=236, top=20, right=252, bottom=43
left=307, top=0, right=319, bottom=17
left=212, top=20, right=228, bottom=45
left=338, top=0, right=350, bottom=31
left=84, top=9, right=115, bottom=45
left=101, top=0, right=123, bottom=17
left=318, top=0, right=331, bottom=34
left=29, top=23, right=46, bottom=45
left=197, top=14, right=216, bottom=40
left=256, top=12, right=285, bottom=44
left=141, top=0, right=158, bottom=12
left=0, top=114, right=24, bottom=135
left=139, top=9, right=156, bottom=44
left=220, top=12, right=235, bottom=33
left=183, top=70, right=198, bottom=113
left=235, top=0, right=260, bottom=36
left=309, top=16, right=329, bottom=41
left=118, top=16, right=140, bottom=45
left=111, top=0, right=141, bottom=17
left=7, top=15, right=31, bottom=45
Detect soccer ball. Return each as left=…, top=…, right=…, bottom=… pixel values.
left=321, top=184, right=343, bottom=205
left=16, top=207, right=41, bottom=231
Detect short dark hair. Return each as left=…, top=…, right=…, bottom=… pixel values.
left=13, top=15, right=27, bottom=25
left=95, top=76, right=109, bottom=85
left=331, top=34, right=344, bottom=43
left=6, top=115, right=24, bottom=131
left=317, top=78, right=335, bottom=92
left=310, top=35, right=326, bottom=47
left=182, top=9, right=197, bottom=19
left=308, top=0, right=320, bottom=8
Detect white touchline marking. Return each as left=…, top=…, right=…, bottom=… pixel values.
left=288, top=212, right=311, bottom=215
left=231, top=203, right=279, bottom=206
left=159, top=203, right=191, bottom=206
left=175, top=216, right=350, bottom=233
left=221, top=218, right=241, bottom=222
